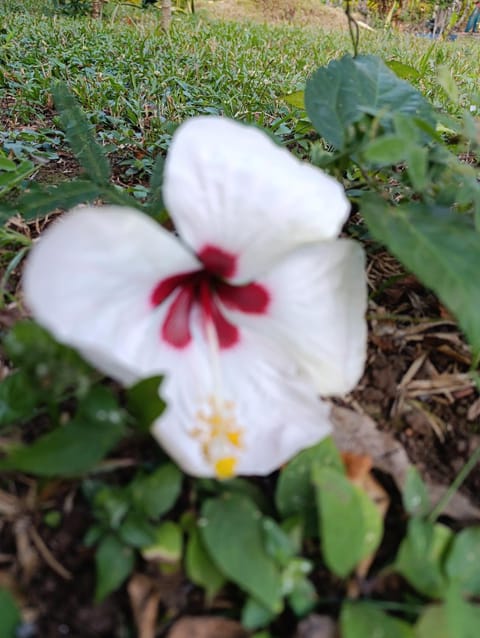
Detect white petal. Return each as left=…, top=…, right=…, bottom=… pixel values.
left=163, top=116, right=350, bottom=281
left=23, top=206, right=200, bottom=384
left=222, top=239, right=367, bottom=396
left=152, top=328, right=332, bottom=477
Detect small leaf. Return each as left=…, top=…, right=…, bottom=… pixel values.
left=201, top=494, right=283, bottom=612
left=185, top=526, right=226, bottom=601
left=129, top=463, right=182, bottom=519
left=52, top=82, right=111, bottom=183
left=386, top=60, right=421, bottom=81
left=445, top=527, right=480, bottom=595
left=142, top=521, right=182, bottom=564
left=405, top=146, right=429, bottom=192
left=403, top=467, right=430, bottom=516
left=242, top=597, right=276, bottom=630
left=126, top=375, right=166, bottom=432
left=0, top=387, right=125, bottom=476
left=341, top=602, right=414, bottom=638
left=313, top=465, right=382, bottom=578
left=11, top=180, right=101, bottom=220
left=275, top=437, right=343, bottom=521
left=283, top=90, right=305, bottom=110
left=95, top=534, right=135, bottom=601
left=0, top=371, right=41, bottom=427
left=395, top=518, right=451, bottom=598
left=0, top=588, right=21, bottom=638
left=415, top=605, right=450, bottom=638
left=146, top=153, right=166, bottom=218
left=445, top=584, right=480, bottom=638
left=363, top=135, right=412, bottom=165
left=118, top=511, right=157, bottom=548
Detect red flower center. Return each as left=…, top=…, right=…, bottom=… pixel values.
left=150, top=245, right=270, bottom=349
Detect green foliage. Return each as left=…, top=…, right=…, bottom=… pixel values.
left=0, top=588, right=21, bottom=638
left=341, top=602, right=414, bottom=638
left=95, top=534, right=135, bottom=601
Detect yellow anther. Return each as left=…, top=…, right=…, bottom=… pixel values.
left=215, top=456, right=237, bottom=480
left=226, top=430, right=243, bottom=448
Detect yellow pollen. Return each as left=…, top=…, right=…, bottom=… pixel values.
left=226, top=430, right=243, bottom=448
left=215, top=456, right=237, bottom=480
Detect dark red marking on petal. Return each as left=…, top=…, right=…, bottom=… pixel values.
left=198, top=245, right=237, bottom=279
left=199, top=280, right=239, bottom=348
left=216, top=281, right=270, bottom=314
left=161, top=285, right=195, bottom=348
left=151, top=271, right=197, bottom=307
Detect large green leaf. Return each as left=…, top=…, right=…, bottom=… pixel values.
left=361, top=195, right=480, bottom=358
left=185, top=526, right=226, bottom=601
left=0, top=387, right=126, bottom=476
left=341, top=602, right=414, bottom=638
left=312, top=465, right=383, bottom=578
left=52, top=82, right=111, bottom=183
left=305, top=54, right=434, bottom=150
left=201, top=494, right=283, bottom=612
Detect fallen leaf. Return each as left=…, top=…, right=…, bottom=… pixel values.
left=127, top=574, right=161, bottom=638
left=294, top=614, right=339, bottom=638
left=331, top=406, right=480, bottom=521
left=167, top=616, right=248, bottom=638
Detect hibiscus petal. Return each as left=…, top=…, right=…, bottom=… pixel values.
left=152, top=328, right=332, bottom=477
left=221, top=239, right=367, bottom=396
left=23, top=206, right=201, bottom=384
left=163, top=116, right=350, bottom=282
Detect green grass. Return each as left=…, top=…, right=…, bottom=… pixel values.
left=1, top=0, right=479, bottom=163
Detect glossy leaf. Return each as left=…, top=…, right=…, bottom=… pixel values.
left=201, top=494, right=283, bottom=612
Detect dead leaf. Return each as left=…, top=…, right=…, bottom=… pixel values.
left=331, top=405, right=480, bottom=521
left=294, top=614, right=339, bottom=638
left=167, top=616, right=248, bottom=638
left=128, top=574, right=161, bottom=638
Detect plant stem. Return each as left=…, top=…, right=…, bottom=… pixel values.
left=428, top=443, right=480, bottom=522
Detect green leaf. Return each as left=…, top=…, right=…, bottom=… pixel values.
left=312, top=465, right=383, bottom=578
left=126, top=375, right=166, bottom=432
left=145, top=153, right=166, bottom=218
left=283, top=90, right=305, bottom=110
left=0, top=588, right=21, bottom=638
left=403, top=467, right=430, bottom=517
left=142, top=521, right=182, bottom=564
left=386, top=59, right=421, bottom=81
left=275, top=437, right=343, bottom=521
left=445, top=585, right=480, bottom=638
left=405, top=146, right=429, bottom=192
left=0, top=157, right=17, bottom=171
left=4, top=320, right=92, bottom=398
left=305, top=54, right=434, bottom=151
left=0, top=387, right=126, bottom=476
left=10, top=180, right=101, bottom=220
left=395, top=518, right=452, bottom=598
left=0, top=371, right=41, bottom=427
left=95, top=534, right=134, bottom=601
left=118, top=510, right=157, bottom=548
left=201, top=494, right=283, bottom=612
left=129, top=463, right=182, bottom=519
left=52, top=82, right=111, bottom=183
left=185, top=525, right=226, bottom=601
left=445, top=527, right=480, bottom=595
left=363, top=135, right=412, bottom=165
left=341, top=602, right=414, bottom=638
left=242, top=597, right=276, bottom=630
left=262, top=517, right=296, bottom=567
left=360, top=196, right=480, bottom=358
left=287, top=574, right=317, bottom=616
left=415, top=605, right=451, bottom=638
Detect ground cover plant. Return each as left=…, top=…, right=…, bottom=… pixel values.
left=1, top=0, right=480, bottom=637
